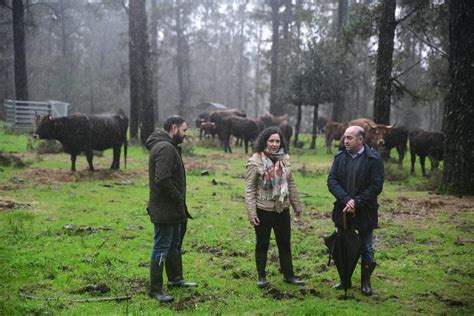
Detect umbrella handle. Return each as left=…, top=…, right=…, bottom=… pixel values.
left=343, top=211, right=347, bottom=230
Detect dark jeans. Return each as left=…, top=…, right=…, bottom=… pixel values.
left=254, top=208, right=294, bottom=279
left=359, top=229, right=374, bottom=263
left=151, top=222, right=185, bottom=263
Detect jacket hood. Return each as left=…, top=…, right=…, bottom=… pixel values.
left=145, top=129, right=174, bottom=151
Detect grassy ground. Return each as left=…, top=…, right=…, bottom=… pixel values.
left=0, top=124, right=472, bottom=315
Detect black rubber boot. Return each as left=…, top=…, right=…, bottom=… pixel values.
left=150, top=259, right=174, bottom=303
left=165, top=254, right=197, bottom=288
left=283, top=276, right=305, bottom=286
left=256, top=251, right=269, bottom=288
left=361, top=262, right=377, bottom=296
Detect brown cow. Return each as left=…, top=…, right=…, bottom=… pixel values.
left=348, top=118, right=394, bottom=149
left=324, top=120, right=348, bottom=153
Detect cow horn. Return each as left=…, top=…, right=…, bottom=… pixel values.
left=387, top=121, right=397, bottom=129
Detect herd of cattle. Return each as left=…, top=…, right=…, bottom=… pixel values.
left=30, top=108, right=444, bottom=177
left=196, top=110, right=445, bottom=177
left=195, top=110, right=293, bottom=154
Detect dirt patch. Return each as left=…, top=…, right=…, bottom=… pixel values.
left=63, top=224, right=112, bottom=235
left=172, top=292, right=218, bottom=312
left=0, top=197, right=32, bottom=211
left=0, top=152, right=30, bottom=168
left=263, top=286, right=297, bottom=300
left=21, top=168, right=143, bottom=185
left=126, top=277, right=148, bottom=295
left=184, top=158, right=230, bottom=174
left=380, top=195, right=474, bottom=222
left=69, top=283, right=110, bottom=295
left=432, top=292, right=467, bottom=307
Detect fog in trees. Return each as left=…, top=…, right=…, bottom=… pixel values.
left=2, top=0, right=469, bottom=193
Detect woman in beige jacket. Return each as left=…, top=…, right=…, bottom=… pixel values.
left=245, top=126, right=304, bottom=288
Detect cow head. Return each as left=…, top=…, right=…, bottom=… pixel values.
left=367, top=124, right=394, bottom=147
left=34, top=115, right=54, bottom=139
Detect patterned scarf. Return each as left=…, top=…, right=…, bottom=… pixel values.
left=260, top=148, right=289, bottom=202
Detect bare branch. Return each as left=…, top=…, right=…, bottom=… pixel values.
left=392, top=55, right=428, bottom=80
left=400, top=23, right=448, bottom=58
left=392, top=78, right=426, bottom=102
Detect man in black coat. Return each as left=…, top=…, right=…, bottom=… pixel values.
left=146, top=116, right=196, bottom=303
left=327, top=126, right=384, bottom=296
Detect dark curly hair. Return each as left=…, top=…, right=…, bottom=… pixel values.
left=253, top=126, right=288, bottom=154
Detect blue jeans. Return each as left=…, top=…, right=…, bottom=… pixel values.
left=359, top=230, right=375, bottom=263
left=150, top=223, right=182, bottom=263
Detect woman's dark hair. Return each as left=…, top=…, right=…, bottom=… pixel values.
left=253, top=126, right=288, bottom=153
left=163, top=115, right=186, bottom=132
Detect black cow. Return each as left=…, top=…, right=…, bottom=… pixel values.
left=209, top=109, right=246, bottom=143
left=221, top=116, right=260, bottom=154
left=195, top=112, right=211, bottom=140
left=409, top=129, right=444, bottom=176
left=382, top=126, right=408, bottom=166
left=200, top=121, right=216, bottom=139
left=279, top=120, right=293, bottom=151
left=34, top=110, right=129, bottom=171
left=260, top=114, right=289, bottom=128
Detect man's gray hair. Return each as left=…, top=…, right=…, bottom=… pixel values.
left=354, top=126, right=365, bottom=139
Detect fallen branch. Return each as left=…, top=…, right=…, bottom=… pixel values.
left=19, top=293, right=132, bottom=303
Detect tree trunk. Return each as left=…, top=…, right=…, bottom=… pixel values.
left=332, top=0, right=348, bottom=122
left=310, top=104, right=319, bottom=150
left=128, top=0, right=154, bottom=145
left=150, top=0, right=160, bottom=123
left=12, top=0, right=28, bottom=100
left=294, top=103, right=302, bottom=147
left=175, top=0, right=191, bottom=117
left=269, top=0, right=282, bottom=116
left=373, top=0, right=396, bottom=125
left=237, top=1, right=248, bottom=111
left=254, top=22, right=263, bottom=117
left=440, top=0, right=474, bottom=195
left=128, top=1, right=140, bottom=142
left=293, top=0, right=302, bottom=148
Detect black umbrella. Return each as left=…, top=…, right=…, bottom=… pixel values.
left=324, top=210, right=361, bottom=297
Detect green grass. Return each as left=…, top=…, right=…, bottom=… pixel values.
left=0, top=124, right=472, bottom=315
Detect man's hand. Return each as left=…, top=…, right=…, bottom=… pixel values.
left=346, top=198, right=355, bottom=209
left=343, top=205, right=355, bottom=214
left=250, top=217, right=260, bottom=226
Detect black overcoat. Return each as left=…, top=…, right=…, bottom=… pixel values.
left=327, top=144, right=384, bottom=230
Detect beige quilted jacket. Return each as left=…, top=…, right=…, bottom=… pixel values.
left=245, top=153, right=302, bottom=221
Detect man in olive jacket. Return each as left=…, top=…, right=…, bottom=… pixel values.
left=146, top=116, right=196, bottom=303
left=327, top=126, right=384, bottom=296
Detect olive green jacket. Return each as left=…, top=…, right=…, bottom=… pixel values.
left=146, top=129, right=191, bottom=224
left=245, top=153, right=302, bottom=221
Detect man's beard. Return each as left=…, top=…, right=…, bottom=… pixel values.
left=173, top=133, right=184, bottom=144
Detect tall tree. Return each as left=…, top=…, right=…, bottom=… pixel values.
left=331, top=0, right=348, bottom=122
left=373, top=0, right=396, bottom=125
left=440, top=0, right=474, bottom=195
left=237, top=0, right=249, bottom=110
left=12, top=0, right=28, bottom=100
left=175, top=0, right=191, bottom=117
left=269, top=0, right=284, bottom=116
left=150, top=0, right=160, bottom=123
left=128, top=0, right=154, bottom=145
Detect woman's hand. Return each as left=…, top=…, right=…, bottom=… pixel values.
left=250, top=217, right=260, bottom=226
